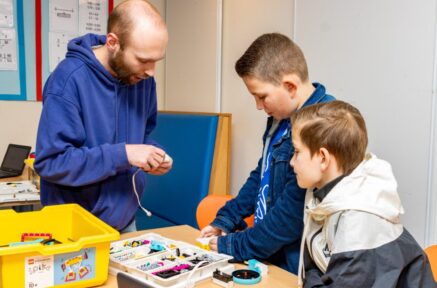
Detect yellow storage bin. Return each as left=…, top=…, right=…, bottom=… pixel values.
left=0, top=204, right=120, bottom=288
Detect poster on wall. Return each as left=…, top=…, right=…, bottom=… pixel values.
left=48, top=31, right=77, bottom=72
left=0, top=28, right=17, bottom=70
left=48, top=0, right=107, bottom=72
left=0, top=0, right=113, bottom=101
left=0, top=0, right=14, bottom=27
left=79, top=0, right=107, bottom=35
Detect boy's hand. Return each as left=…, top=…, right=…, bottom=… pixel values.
left=209, top=237, right=218, bottom=251
left=200, top=225, right=227, bottom=237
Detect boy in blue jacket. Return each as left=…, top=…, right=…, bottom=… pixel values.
left=35, top=0, right=172, bottom=232
left=200, top=33, right=335, bottom=274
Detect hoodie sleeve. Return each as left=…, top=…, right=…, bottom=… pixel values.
left=217, top=170, right=305, bottom=262
left=35, top=94, right=131, bottom=187
left=210, top=158, right=263, bottom=233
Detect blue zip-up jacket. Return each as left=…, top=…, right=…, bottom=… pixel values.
left=213, top=83, right=335, bottom=274
left=35, top=34, right=159, bottom=230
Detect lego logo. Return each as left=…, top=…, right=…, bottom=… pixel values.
left=28, top=259, right=34, bottom=265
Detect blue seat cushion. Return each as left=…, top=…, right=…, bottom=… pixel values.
left=136, top=113, right=218, bottom=229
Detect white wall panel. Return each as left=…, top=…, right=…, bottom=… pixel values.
left=295, top=0, right=437, bottom=245
left=164, top=0, right=220, bottom=112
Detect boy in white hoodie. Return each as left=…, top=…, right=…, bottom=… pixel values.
left=290, top=100, right=435, bottom=287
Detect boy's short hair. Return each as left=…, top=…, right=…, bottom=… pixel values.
left=291, top=100, right=368, bottom=174
left=235, top=33, right=309, bottom=85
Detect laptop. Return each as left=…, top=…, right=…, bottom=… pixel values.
left=0, top=144, right=32, bottom=179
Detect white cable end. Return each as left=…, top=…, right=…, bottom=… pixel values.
left=141, top=207, right=152, bottom=217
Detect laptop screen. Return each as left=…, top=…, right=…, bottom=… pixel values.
left=1, top=144, right=31, bottom=172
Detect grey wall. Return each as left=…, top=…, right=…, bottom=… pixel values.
left=294, top=0, right=437, bottom=246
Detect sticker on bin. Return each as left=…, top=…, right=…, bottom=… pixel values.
left=25, top=255, right=54, bottom=288
left=54, top=248, right=96, bottom=284
left=25, top=248, right=96, bottom=287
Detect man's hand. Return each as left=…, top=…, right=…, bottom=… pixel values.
left=147, top=154, right=173, bottom=175
left=125, top=144, right=166, bottom=171
left=200, top=225, right=227, bottom=237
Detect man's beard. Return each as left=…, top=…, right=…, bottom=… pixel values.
left=109, top=50, right=137, bottom=85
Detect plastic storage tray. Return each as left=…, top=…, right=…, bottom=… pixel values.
left=110, top=233, right=233, bottom=287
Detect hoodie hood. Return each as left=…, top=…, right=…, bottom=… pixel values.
left=308, top=153, right=404, bottom=223
left=66, top=34, right=117, bottom=84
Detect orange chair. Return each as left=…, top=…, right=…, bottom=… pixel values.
left=196, top=195, right=254, bottom=230
left=425, top=245, right=437, bottom=281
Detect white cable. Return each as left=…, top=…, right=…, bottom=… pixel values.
left=132, top=169, right=152, bottom=217
left=185, top=260, right=208, bottom=288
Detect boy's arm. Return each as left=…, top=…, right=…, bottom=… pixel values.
left=210, top=157, right=263, bottom=233
left=216, top=172, right=305, bottom=260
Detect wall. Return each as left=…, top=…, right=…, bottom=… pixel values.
left=0, top=102, right=41, bottom=156
left=164, top=0, right=220, bottom=112
left=294, top=0, right=437, bottom=245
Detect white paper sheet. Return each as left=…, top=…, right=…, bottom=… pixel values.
left=49, top=31, right=77, bottom=72
left=49, top=0, right=78, bottom=33
left=0, top=0, right=14, bottom=28
left=79, top=0, right=107, bottom=35
left=0, top=28, right=17, bottom=70
left=0, top=180, right=39, bottom=203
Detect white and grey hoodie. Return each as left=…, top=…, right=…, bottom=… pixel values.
left=298, top=153, right=435, bottom=287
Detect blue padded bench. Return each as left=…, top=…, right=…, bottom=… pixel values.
left=135, top=112, right=231, bottom=230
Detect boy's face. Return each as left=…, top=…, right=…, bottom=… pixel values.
left=243, top=76, right=298, bottom=120
left=290, top=128, right=323, bottom=189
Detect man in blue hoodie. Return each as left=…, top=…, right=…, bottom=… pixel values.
left=35, top=0, right=171, bottom=232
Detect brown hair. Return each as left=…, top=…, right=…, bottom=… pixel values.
left=235, top=33, right=309, bottom=85
left=291, top=100, right=368, bottom=174
left=107, top=0, right=161, bottom=49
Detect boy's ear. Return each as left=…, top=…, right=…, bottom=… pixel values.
left=319, top=147, right=330, bottom=171
left=282, top=74, right=300, bottom=98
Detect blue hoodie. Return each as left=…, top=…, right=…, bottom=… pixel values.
left=35, top=34, right=159, bottom=230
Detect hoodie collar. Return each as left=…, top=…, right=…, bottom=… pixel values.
left=66, top=33, right=119, bottom=84
left=301, top=83, right=328, bottom=108
left=313, top=175, right=345, bottom=202
left=310, top=153, right=404, bottom=223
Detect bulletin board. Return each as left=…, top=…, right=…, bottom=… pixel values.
left=0, top=0, right=114, bottom=101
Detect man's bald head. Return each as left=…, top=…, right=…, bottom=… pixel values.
left=107, top=0, right=166, bottom=49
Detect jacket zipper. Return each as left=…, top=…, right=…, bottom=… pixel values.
left=309, top=226, right=323, bottom=259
